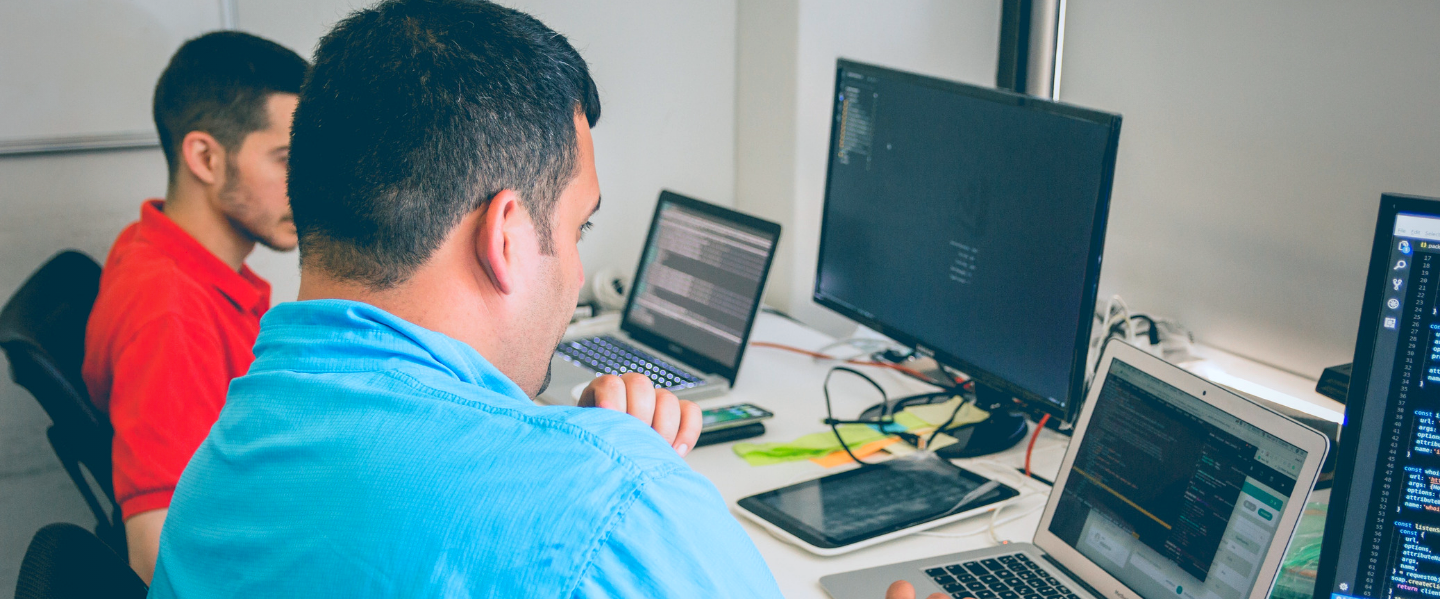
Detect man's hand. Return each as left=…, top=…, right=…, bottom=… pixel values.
left=579, top=373, right=702, bottom=456
left=886, top=580, right=952, bottom=599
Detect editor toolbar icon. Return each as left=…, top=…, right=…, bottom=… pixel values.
left=1396, top=259, right=1408, bottom=270
left=1385, top=317, right=1398, bottom=329
left=1401, top=240, right=1412, bottom=254
left=1389, top=298, right=1402, bottom=310
left=1395, top=278, right=1405, bottom=291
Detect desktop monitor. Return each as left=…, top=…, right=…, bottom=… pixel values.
left=813, top=59, right=1122, bottom=426
left=1315, top=193, right=1440, bottom=599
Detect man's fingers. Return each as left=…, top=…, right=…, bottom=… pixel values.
left=579, top=374, right=699, bottom=458
left=673, top=400, right=702, bottom=457
left=579, top=375, right=626, bottom=412
left=620, top=372, right=656, bottom=425
left=651, top=390, right=681, bottom=446
left=886, top=580, right=916, bottom=599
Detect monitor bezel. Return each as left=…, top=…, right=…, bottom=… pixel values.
left=1313, top=192, right=1440, bottom=599
left=811, top=58, right=1123, bottom=423
left=620, top=189, right=782, bottom=382
left=1034, top=340, right=1329, bottom=599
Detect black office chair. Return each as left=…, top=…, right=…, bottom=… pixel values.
left=0, top=251, right=123, bottom=553
left=14, top=523, right=147, bottom=599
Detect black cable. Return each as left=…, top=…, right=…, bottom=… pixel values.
left=856, top=390, right=954, bottom=421
left=1107, top=314, right=1160, bottom=346
left=925, top=393, right=976, bottom=448
left=822, top=366, right=890, bottom=466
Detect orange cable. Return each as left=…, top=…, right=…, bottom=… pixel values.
left=1025, top=413, right=1051, bottom=478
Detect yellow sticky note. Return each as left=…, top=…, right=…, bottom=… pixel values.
left=903, top=398, right=988, bottom=428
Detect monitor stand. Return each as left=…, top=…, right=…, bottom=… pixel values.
left=934, top=382, right=1029, bottom=458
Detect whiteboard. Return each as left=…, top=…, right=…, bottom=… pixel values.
left=0, top=0, right=228, bottom=150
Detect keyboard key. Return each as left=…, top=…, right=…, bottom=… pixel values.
left=964, top=562, right=988, bottom=575
left=999, top=555, right=1019, bottom=563
left=926, top=568, right=947, bottom=577
left=953, top=594, right=977, bottom=599
left=958, top=574, right=978, bottom=583
left=1016, top=554, right=1032, bottom=563
left=1064, top=595, right=1080, bottom=599
left=1000, top=592, right=1020, bottom=599
left=945, top=584, right=966, bottom=593
left=1055, top=586, right=1069, bottom=594
left=993, top=569, right=1013, bottom=578
left=1004, top=577, right=1024, bottom=587
left=947, top=565, right=968, bottom=576
left=993, top=583, right=1010, bottom=591
left=981, top=559, right=1003, bottom=570
left=980, top=575, right=1000, bottom=585
left=1040, top=589, right=1060, bottom=597
left=935, top=575, right=957, bottom=585
left=1045, top=578, right=1060, bottom=586
left=976, top=591, right=997, bottom=599
left=1023, top=594, right=1042, bottom=599
left=967, top=582, right=988, bottom=592
left=1017, top=571, right=1038, bottom=579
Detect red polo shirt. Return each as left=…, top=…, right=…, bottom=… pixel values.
left=82, top=199, right=270, bottom=520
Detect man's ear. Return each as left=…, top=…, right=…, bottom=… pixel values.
left=179, top=130, right=226, bottom=187
left=476, top=189, right=525, bottom=295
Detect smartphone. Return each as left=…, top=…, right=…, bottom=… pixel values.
left=701, top=403, right=774, bottom=432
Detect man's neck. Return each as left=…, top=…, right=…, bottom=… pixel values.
left=162, top=184, right=255, bottom=271
left=298, top=264, right=513, bottom=382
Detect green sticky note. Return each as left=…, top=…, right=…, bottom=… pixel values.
left=732, top=424, right=890, bottom=466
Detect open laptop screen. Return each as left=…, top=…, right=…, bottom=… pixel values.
left=622, top=192, right=779, bottom=374
left=1047, top=360, right=1308, bottom=599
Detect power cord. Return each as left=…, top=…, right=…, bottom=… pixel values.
left=751, top=341, right=966, bottom=388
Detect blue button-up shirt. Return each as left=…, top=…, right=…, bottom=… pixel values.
left=149, top=300, right=781, bottom=598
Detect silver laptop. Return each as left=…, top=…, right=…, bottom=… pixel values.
left=821, top=341, right=1329, bottom=599
left=538, top=190, right=781, bottom=405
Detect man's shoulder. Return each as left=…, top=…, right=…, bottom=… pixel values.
left=384, top=369, right=690, bottom=480
left=93, top=237, right=213, bottom=326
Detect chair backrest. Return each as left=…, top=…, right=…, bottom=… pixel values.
left=0, top=250, right=104, bottom=434
left=0, top=251, right=119, bottom=538
left=14, top=523, right=147, bottom=599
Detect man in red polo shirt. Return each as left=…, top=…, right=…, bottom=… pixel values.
left=81, top=31, right=308, bottom=582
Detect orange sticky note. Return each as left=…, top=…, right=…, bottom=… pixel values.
left=811, top=437, right=901, bottom=468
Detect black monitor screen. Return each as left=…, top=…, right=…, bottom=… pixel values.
left=1318, top=196, right=1440, bottom=599
left=813, top=60, right=1120, bottom=419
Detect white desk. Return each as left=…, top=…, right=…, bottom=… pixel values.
left=682, top=313, right=1342, bottom=599
left=685, top=313, right=1071, bottom=599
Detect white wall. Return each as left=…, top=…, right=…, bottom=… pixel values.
left=736, top=0, right=1001, bottom=335
left=0, top=0, right=735, bottom=589
left=1061, top=1, right=1440, bottom=377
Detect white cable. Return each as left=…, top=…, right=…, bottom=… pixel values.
left=916, top=492, right=1047, bottom=540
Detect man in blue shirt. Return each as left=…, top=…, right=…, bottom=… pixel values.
left=146, top=1, right=784, bottom=596
left=151, top=1, right=942, bottom=598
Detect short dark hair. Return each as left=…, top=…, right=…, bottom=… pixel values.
left=153, top=31, right=309, bottom=181
left=288, top=0, right=602, bottom=289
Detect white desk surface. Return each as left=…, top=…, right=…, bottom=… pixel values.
left=682, top=313, right=1339, bottom=599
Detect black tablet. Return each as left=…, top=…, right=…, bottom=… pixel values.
left=736, top=454, right=1018, bottom=555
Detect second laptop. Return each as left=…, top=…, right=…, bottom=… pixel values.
left=538, top=190, right=782, bottom=405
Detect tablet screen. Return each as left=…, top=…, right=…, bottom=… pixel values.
left=738, top=454, right=1017, bottom=549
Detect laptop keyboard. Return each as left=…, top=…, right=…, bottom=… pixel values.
left=555, top=335, right=705, bottom=391
left=924, top=553, right=1082, bottom=599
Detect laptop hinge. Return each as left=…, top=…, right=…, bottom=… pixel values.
left=1040, top=554, right=1108, bottom=599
